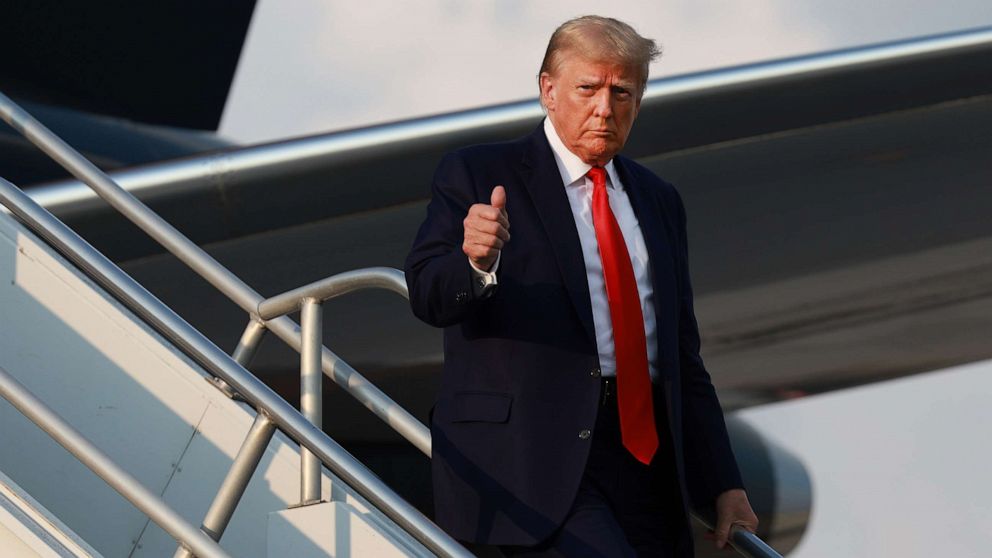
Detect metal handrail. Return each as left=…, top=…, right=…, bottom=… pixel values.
left=174, top=330, right=276, bottom=558
left=254, top=267, right=411, bottom=506
left=0, top=92, right=780, bottom=557
left=1, top=90, right=461, bottom=555
left=258, top=267, right=408, bottom=320
left=0, top=90, right=431, bottom=481
left=0, top=177, right=471, bottom=558
left=693, top=512, right=783, bottom=558
left=0, top=93, right=464, bottom=555
left=0, top=365, right=232, bottom=558
left=733, top=529, right=783, bottom=558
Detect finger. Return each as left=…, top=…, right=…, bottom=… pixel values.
left=463, top=228, right=504, bottom=248
left=465, top=233, right=505, bottom=251
left=714, top=521, right=731, bottom=550
left=490, top=185, right=506, bottom=211
left=469, top=219, right=510, bottom=241
left=470, top=205, right=505, bottom=223
left=465, top=214, right=510, bottom=240
left=496, top=210, right=509, bottom=230
left=464, top=215, right=506, bottom=242
left=736, top=519, right=758, bottom=533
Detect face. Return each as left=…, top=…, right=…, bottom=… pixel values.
left=541, top=52, right=642, bottom=166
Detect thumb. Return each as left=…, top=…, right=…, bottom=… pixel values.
left=490, top=185, right=506, bottom=211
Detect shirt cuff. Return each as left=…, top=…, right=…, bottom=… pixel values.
left=468, top=252, right=500, bottom=297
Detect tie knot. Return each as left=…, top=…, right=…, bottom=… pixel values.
left=587, top=166, right=607, bottom=190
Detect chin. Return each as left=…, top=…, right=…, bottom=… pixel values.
left=579, top=144, right=611, bottom=163
left=593, top=149, right=621, bottom=164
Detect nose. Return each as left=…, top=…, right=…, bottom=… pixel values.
left=592, top=88, right=613, bottom=119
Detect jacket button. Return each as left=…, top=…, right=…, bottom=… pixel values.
left=578, top=429, right=591, bottom=440
left=455, top=291, right=468, bottom=303
left=589, top=367, right=601, bottom=378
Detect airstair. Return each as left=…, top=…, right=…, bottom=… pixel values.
left=0, top=93, right=780, bottom=557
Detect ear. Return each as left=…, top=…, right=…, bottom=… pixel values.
left=539, top=72, right=556, bottom=111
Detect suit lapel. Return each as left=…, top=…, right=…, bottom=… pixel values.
left=615, top=157, right=678, bottom=377
left=520, top=128, right=597, bottom=345
left=616, top=157, right=676, bottom=287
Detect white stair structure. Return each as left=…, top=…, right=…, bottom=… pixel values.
left=0, top=88, right=482, bottom=558
left=0, top=469, right=101, bottom=558
left=0, top=195, right=428, bottom=557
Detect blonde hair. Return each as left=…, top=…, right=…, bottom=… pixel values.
left=539, top=15, right=661, bottom=97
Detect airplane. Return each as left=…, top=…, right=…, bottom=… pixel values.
left=1, top=3, right=991, bottom=555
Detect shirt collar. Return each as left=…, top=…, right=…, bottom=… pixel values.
left=543, top=117, right=621, bottom=190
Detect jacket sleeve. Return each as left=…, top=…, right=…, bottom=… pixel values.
left=405, top=151, right=492, bottom=327
left=673, top=190, right=746, bottom=508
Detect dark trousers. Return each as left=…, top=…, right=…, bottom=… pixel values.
left=500, top=378, right=689, bottom=558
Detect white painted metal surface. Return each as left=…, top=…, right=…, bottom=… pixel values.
left=738, top=358, right=992, bottom=557
left=0, top=470, right=101, bottom=557
left=268, top=502, right=418, bottom=558
left=0, top=209, right=429, bottom=556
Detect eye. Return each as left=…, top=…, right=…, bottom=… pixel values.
left=612, top=86, right=632, bottom=99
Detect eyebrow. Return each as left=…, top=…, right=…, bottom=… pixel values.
left=576, top=75, right=635, bottom=88
left=576, top=76, right=604, bottom=85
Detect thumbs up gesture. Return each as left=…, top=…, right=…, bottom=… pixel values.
left=463, top=185, right=510, bottom=271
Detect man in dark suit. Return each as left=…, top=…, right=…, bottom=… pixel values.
left=406, top=15, right=757, bottom=557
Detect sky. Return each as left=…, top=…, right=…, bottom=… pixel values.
left=218, top=0, right=992, bottom=144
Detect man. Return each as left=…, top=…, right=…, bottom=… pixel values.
left=406, top=15, right=758, bottom=557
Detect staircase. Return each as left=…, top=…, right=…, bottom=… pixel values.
left=0, top=92, right=780, bottom=558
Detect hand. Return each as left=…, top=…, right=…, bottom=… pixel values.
left=463, top=185, right=510, bottom=271
left=711, top=489, right=758, bottom=550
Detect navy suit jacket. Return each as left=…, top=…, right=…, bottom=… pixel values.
left=405, top=124, right=743, bottom=546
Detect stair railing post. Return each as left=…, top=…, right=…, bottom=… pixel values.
left=173, top=318, right=275, bottom=558
left=299, top=297, right=323, bottom=505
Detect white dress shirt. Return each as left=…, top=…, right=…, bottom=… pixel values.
left=471, top=118, right=659, bottom=381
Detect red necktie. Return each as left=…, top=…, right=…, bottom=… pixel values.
left=588, top=166, right=659, bottom=465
